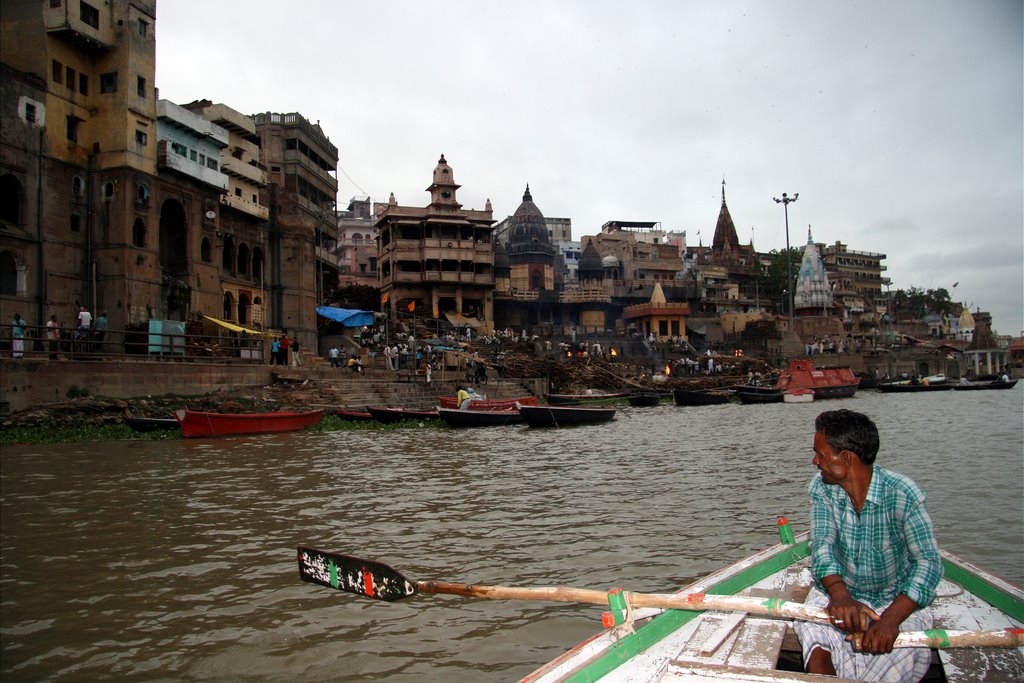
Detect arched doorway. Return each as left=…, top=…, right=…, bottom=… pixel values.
left=237, top=243, right=250, bottom=278
left=158, top=199, right=187, bottom=273
left=223, top=291, right=235, bottom=321
left=237, top=292, right=251, bottom=325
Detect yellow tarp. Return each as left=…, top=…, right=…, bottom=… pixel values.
left=203, top=315, right=275, bottom=336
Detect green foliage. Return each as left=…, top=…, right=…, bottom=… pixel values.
left=891, top=287, right=956, bottom=320
left=66, top=385, right=89, bottom=398
left=763, top=248, right=802, bottom=311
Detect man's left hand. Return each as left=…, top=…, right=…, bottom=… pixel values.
left=851, top=615, right=901, bottom=653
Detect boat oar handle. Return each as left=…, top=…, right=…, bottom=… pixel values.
left=298, top=549, right=1024, bottom=649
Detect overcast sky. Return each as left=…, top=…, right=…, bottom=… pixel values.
left=155, top=1, right=1023, bottom=335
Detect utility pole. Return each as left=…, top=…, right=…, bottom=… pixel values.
left=773, top=192, right=799, bottom=325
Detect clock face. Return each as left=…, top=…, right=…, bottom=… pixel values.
left=441, top=191, right=452, bottom=199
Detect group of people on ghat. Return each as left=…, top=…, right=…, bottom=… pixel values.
left=8, top=306, right=108, bottom=359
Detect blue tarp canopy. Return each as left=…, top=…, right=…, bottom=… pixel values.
left=316, top=307, right=375, bottom=327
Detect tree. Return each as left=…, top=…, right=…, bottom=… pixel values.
left=891, top=287, right=956, bottom=320
left=764, top=248, right=802, bottom=314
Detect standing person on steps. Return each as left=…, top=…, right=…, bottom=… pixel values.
left=795, top=409, right=941, bottom=683
left=10, top=313, right=26, bottom=358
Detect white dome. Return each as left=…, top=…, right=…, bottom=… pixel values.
left=601, top=255, right=620, bottom=267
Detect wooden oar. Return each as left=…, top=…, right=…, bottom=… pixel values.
left=297, top=547, right=1024, bottom=649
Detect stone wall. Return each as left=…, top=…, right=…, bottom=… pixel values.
left=0, top=359, right=271, bottom=415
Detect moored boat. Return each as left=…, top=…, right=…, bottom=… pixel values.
left=627, top=393, right=663, bottom=407
left=672, top=388, right=733, bottom=406
left=175, top=408, right=324, bottom=438
left=518, top=404, right=616, bottom=427
left=365, top=406, right=440, bottom=424
left=437, top=407, right=523, bottom=428
left=336, top=408, right=375, bottom=421
left=437, top=395, right=538, bottom=410
left=877, top=380, right=955, bottom=393
left=545, top=391, right=630, bottom=406
left=124, top=415, right=180, bottom=432
left=775, top=359, right=860, bottom=399
left=783, top=388, right=815, bottom=403
left=952, top=378, right=1019, bottom=391
left=519, top=525, right=1024, bottom=682
left=735, top=389, right=784, bottom=404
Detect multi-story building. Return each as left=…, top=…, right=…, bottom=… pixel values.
left=0, top=0, right=192, bottom=333
left=376, top=155, right=495, bottom=330
left=252, top=111, right=338, bottom=347
left=182, top=100, right=271, bottom=327
left=819, top=240, right=890, bottom=325
left=335, top=196, right=377, bottom=288
left=153, top=99, right=229, bottom=321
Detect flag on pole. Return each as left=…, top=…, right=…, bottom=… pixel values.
left=407, top=301, right=415, bottom=313
left=433, top=304, right=439, bottom=318
left=381, top=293, right=389, bottom=305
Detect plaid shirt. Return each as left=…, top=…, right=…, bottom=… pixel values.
left=808, top=465, right=942, bottom=608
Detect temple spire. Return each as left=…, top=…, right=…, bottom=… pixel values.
left=721, top=177, right=727, bottom=206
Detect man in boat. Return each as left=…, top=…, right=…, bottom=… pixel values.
left=795, top=409, right=942, bottom=682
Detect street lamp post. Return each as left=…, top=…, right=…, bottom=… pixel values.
left=773, top=192, right=799, bottom=324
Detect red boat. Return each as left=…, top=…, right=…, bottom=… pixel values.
left=175, top=408, right=325, bottom=438
left=437, top=395, right=538, bottom=410
left=775, top=359, right=860, bottom=399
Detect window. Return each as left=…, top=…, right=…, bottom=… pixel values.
left=138, top=19, right=148, bottom=37
left=49, top=0, right=61, bottom=8
left=234, top=187, right=242, bottom=197
left=70, top=214, right=81, bottom=232
left=206, top=157, right=218, bottom=171
left=171, top=142, right=187, bottom=156
left=189, top=150, right=197, bottom=161
left=198, top=153, right=205, bottom=166
left=78, top=73, right=88, bottom=95
left=25, top=103, right=36, bottom=124
left=135, top=130, right=147, bottom=145
left=132, top=218, right=146, bottom=247
left=52, top=60, right=63, bottom=84
left=99, top=72, right=117, bottom=93
left=65, top=66, right=75, bottom=90
left=80, top=1, right=99, bottom=29
left=66, top=115, right=79, bottom=142
left=136, top=76, right=146, bottom=98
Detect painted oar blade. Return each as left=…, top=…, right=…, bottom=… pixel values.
left=297, top=547, right=418, bottom=602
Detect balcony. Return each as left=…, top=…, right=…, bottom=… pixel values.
left=221, top=157, right=266, bottom=185
left=157, top=140, right=228, bottom=192
left=220, top=193, right=269, bottom=220
left=43, top=1, right=113, bottom=50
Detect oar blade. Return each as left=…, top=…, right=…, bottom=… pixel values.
left=297, top=547, right=418, bottom=602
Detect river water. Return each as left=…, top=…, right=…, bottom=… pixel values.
left=2, top=389, right=1021, bottom=682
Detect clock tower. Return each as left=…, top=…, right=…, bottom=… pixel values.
left=426, top=154, right=462, bottom=212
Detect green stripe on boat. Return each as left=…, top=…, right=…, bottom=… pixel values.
left=566, top=541, right=811, bottom=683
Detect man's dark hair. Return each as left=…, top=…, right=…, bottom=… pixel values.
left=815, top=409, right=880, bottom=465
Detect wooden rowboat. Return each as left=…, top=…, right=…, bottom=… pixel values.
left=519, top=525, right=1024, bottom=682
left=627, top=393, right=663, bottom=407
left=437, top=407, right=523, bottom=428
left=437, top=395, right=538, bottom=410
left=365, top=406, right=440, bottom=424
left=124, top=415, right=180, bottom=432
left=672, top=388, right=733, bottom=406
left=952, top=379, right=1018, bottom=391
left=519, top=405, right=616, bottom=427
left=735, top=389, right=784, bottom=404
left=296, top=521, right=1023, bottom=683
left=174, top=408, right=324, bottom=438
left=877, top=381, right=955, bottom=393
left=335, top=408, right=375, bottom=422
left=545, top=392, right=630, bottom=406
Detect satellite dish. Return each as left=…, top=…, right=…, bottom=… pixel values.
left=205, top=210, right=216, bottom=220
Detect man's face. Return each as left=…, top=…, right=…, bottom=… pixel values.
left=812, top=431, right=848, bottom=485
